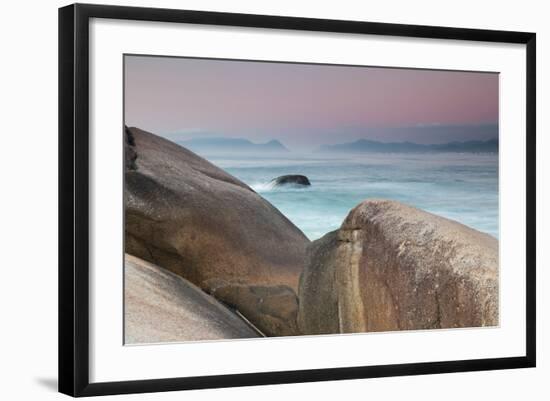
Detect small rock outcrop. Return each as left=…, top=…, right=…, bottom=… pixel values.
left=271, top=175, right=311, bottom=187
left=298, top=199, right=498, bottom=335
left=125, top=127, right=309, bottom=336
left=124, top=254, right=260, bottom=344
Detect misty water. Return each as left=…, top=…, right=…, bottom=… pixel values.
left=207, top=152, right=498, bottom=241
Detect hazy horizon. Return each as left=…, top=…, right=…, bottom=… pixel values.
left=125, top=55, right=498, bottom=151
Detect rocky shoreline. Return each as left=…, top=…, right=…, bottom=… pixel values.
left=124, top=126, right=499, bottom=343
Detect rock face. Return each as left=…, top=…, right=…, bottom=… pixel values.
left=124, top=254, right=260, bottom=343
left=125, top=127, right=309, bottom=336
left=271, top=175, right=311, bottom=187
left=206, top=280, right=299, bottom=336
left=298, top=199, right=498, bottom=334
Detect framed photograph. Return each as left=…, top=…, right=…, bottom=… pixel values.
left=58, top=3, right=536, bottom=397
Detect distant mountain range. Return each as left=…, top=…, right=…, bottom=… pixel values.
left=318, top=138, right=498, bottom=153
left=178, top=137, right=289, bottom=153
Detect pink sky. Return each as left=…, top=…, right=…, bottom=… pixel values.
left=124, top=55, right=498, bottom=149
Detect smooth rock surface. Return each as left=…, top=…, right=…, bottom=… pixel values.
left=298, top=199, right=499, bottom=334
left=124, top=254, right=260, bottom=344
left=124, top=127, right=309, bottom=336
left=206, top=280, right=299, bottom=337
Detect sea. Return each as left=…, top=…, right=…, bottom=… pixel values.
left=206, top=152, right=499, bottom=241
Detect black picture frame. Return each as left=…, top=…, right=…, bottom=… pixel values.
left=58, top=3, right=536, bottom=397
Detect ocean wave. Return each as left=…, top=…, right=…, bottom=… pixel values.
left=235, top=153, right=497, bottom=240
left=250, top=181, right=314, bottom=193
left=250, top=181, right=276, bottom=192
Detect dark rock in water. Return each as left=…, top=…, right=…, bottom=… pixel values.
left=271, top=175, right=311, bottom=187
left=298, top=199, right=498, bottom=335
left=124, top=254, right=260, bottom=343
left=124, top=126, right=309, bottom=336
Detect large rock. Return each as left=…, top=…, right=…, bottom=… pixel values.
left=124, top=127, right=309, bottom=336
left=298, top=199, right=498, bottom=334
left=124, top=254, right=260, bottom=343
